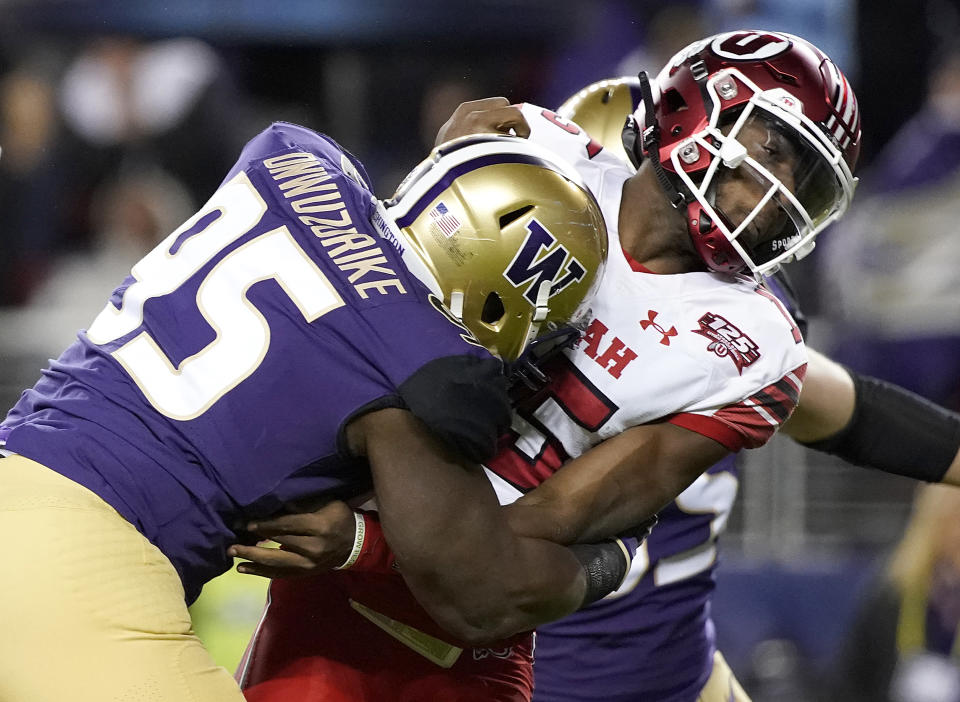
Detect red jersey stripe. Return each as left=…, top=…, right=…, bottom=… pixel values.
left=485, top=436, right=566, bottom=492
left=675, top=363, right=808, bottom=450
left=668, top=412, right=747, bottom=452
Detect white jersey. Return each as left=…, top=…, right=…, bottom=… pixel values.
left=484, top=104, right=807, bottom=502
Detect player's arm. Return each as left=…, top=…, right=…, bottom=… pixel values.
left=230, top=423, right=720, bottom=580
left=783, top=347, right=960, bottom=485
left=345, top=406, right=629, bottom=644
left=504, top=422, right=729, bottom=545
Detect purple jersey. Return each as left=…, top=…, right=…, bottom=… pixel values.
left=1, top=123, right=507, bottom=603
left=532, top=272, right=805, bottom=702
left=531, top=455, right=738, bottom=702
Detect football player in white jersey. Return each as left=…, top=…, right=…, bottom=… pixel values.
left=516, top=73, right=960, bottom=702
left=229, top=30, right=960, bottom=702
left=431, top=28, right=851, bottom=550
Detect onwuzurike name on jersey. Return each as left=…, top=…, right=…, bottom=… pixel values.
left=262, top=151, right=406, bottom=300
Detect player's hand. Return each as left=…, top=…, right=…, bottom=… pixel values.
left=435, top=97, right=531, bottom=145
left=227, top=500, right=357, bottom=579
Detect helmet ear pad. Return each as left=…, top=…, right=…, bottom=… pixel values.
left=685, top=200, right=745, bottom=274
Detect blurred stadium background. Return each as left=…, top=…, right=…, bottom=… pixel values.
left=1, top=0, right=958, bottom=699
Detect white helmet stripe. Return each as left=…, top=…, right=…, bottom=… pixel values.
left=839, top=74, right=857, bottom=129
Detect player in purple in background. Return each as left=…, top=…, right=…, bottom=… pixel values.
left=0, top=123, right=615, bottom=701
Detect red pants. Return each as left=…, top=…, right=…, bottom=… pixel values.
left=238, top=572, right=534, bottom=702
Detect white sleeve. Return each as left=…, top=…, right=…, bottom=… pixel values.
left=519, top=103, right=629, bottom=173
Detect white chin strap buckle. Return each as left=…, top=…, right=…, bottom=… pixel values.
left=522, top=280, right=553, bottom=351
left=532, top=281, right=551, bottom=322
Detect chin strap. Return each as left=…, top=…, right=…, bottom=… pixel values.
left=631, top=71, right=687, bottom=210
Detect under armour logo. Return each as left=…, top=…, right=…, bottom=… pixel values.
left=640, top=310, right=677, bottom=346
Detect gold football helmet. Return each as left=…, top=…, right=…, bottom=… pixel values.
left=381, top=134, right=608, bottom=362
left=557, top=77, right=642, bottom=165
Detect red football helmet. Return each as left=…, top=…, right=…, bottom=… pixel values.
left=625, top=30, right=860, bottom=278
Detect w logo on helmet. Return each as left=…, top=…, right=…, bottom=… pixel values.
left=504, top=219, right=586, bottom=304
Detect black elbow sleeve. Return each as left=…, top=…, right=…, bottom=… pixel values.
left=398, top=355, right=511, bottom=464
left=569, top=539, right=631, bottom=608
left=802, top=370, right=960, bottom=483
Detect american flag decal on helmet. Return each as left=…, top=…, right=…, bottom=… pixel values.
left=429, top=201, right=462, bottom=237
left=822, top=59, right=860, bottom=151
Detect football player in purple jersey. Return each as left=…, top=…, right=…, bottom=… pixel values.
left=0, top=123, right=621, bottom=701
left=231, top=31, right=960, bottom=702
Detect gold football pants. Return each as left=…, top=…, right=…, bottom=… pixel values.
left=0, top=454, right=245, bottom=701
left=697, top=650, right=752, bottom=702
